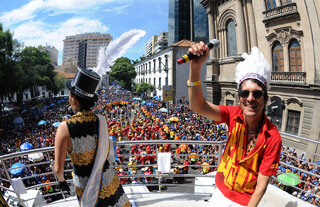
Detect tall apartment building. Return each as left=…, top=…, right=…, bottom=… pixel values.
left=153, top=32, right=168, bottom=54
left=168, top=0, right=208, bottom=46
left=62, top=33, right=112, bottom=68
left=201, top=0, right=320, bottom=158
left=40, top=46, right=58, bottom=66
left=145, top=35, right=158, bottom=57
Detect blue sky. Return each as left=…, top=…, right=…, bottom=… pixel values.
left=0, top=0, right=169, bottom=65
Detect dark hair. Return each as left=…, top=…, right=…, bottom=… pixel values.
left=70, top=92, right=95, bottom=111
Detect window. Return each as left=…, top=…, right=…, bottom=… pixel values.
left=154, top=78, right=156, bottom=87
left=280, top=0, right=292, bottom=6
left=153, top=60, right=156, bottom=73
left=289, top=39, right=302, bottom=72
left=226, top=100, right=234, bottom=106
left=165, top=77, right=168, bottom=86
left=265, top=0, right=277, bottom=10
left=226, top=19, right=237, bottom=57
left=159, top=77, right=161, bottom=89
left=272, top=42, right=284, bottom=72
left=268, top=98, right=284, bottom=130
left=149, top=62, right=151, bottom=74
left=286, top=110, right=300, bottom=135
left=158, top=58, right=162, bottom=71
left=165, top=56, right=168, bottom=68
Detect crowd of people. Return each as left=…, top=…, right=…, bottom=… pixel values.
left=0, top=83, right=319, bottom=205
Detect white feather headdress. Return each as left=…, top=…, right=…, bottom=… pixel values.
left=235, top=47, right=271, bottom=90
left=93, top=29, right=146, bottom=77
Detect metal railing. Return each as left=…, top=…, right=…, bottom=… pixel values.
left=0, top=135, right=319, bottom=206
left=0, top=140, right=226, bottom=206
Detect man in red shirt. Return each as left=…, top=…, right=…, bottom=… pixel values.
left=187, top=43, right=282, bottom=207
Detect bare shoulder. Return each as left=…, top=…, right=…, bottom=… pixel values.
left=55, top=121, right=70, bottom=141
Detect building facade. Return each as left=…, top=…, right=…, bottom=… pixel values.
left=40, top=46, right=58, bottom=66
left=168, top=0, right=209, bottom=46
left=134, top=40, right=207, bottom=103
left=62, top=33, right=112, bottom=68
left=201, top=0, right=320, bottom=158
left=145, top=35, right=158, bottom=57
left=153, top=32, right=169, bottom=54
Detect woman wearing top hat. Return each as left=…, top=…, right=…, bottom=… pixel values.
left=54, top=67, right=131, bottom=207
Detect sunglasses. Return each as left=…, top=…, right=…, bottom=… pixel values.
left=239, top=90, right=265, bottom=99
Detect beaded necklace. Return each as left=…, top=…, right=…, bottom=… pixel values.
left=245, top=118, right=263, bottom=155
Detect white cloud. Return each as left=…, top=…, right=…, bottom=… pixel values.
left=12, top=18, right=109, bottom=51
left=103, top=3, right=131, bottom=14
left=1, top=0, right=118, bottom=26
left=44, top=0, right=115, bottom=10
left=1, top=0, right=44, bottom=26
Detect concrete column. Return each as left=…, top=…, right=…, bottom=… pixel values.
left=283, top=44, right=289, bottom=72
left=218, top=30, right=223, bottom=58
left=223, top=29, right=228, bottom=57
left=235, top=0, right=247, bottom=54
left=207, top=5, right=217, bottom=59
left=246, top=0, right=257, bottom=48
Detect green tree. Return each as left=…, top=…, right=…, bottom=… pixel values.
left=15, top=46, right=58, bottom=103
left=109, top=57, right=136, bottom=90
left=0, top=24, right=20, bottom=101
left=133, top=82, right=155, bottom=96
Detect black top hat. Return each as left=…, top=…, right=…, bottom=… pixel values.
left=66, top=67, right=101, bottom=102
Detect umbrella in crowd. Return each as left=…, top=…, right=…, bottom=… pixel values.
left=28, top=152, right=44, bottom=162
left=13, top=117, right=24, bottom=124
left=38, top=120, right=47, bottom=126
left=147, top=102, right=154, bottom=106
left=9, top=162, right=25, bottom=176
left=169, top=117, right=179, bottom=122
left=152, top=96, right=159, bottom=99
left=277, top=172, right=301, bottom=186
left=20, top=142, right=33, bottom=151
left=159, top=108, right=168, bottom=113
left=52, top=122, right=60, bottom=127
left=155, top=97, right=161, bottom=101
left=141, top=101, right=147, bottom=105
left=133, top=97, right=142, bottom=101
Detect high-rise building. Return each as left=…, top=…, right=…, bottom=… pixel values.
left=40, top=46, right=58, bottom=66
left=153, top=32, right=168, bottom=54
left=62, top=33, right=112, bottom=68
left=168, top=0, right=208, bottom=46
left=145, top=35, right=158, bottom=57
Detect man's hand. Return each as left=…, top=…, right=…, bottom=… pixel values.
left=58, top=180, right=71, bottom=195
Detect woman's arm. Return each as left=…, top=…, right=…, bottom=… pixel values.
left=54, top=121, right=70, bottom=181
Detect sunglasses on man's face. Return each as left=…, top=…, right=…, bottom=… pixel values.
left=239, top=90, right=265, bottom=99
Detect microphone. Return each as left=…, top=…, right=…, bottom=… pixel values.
left=177, top=39, right=220, bottom=65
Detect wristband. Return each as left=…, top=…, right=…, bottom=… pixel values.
left=187, top=80, right=201, bottom=87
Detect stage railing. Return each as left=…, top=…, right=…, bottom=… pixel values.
left=0, top=136, right=319, bottom=206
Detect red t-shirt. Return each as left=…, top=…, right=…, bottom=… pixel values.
left=215, top=105, right=282, bottom=206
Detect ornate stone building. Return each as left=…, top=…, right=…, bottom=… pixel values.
left=201, top=0, right=320, bottom=159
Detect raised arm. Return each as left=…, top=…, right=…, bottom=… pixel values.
left=188, top=41, right=222, bottom=121
left=54, top=121, right=70, bottom=181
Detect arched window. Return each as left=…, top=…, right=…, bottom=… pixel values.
left=265, top=0, right=277, bottom=10
left=289, top=39, right=301, bottom=72
left=272, top=42, right=284, bottom=72
left=280, top=0, right=292, bottom=6
left=226, top=19, right=237, bottom=57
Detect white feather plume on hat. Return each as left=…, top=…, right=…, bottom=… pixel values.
left=235, top=47, right=271, bottom=90
left=93, top=29, right=146, bottom=77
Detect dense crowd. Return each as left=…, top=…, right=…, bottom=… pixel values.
left=0, top=83, right=319, bottom=206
